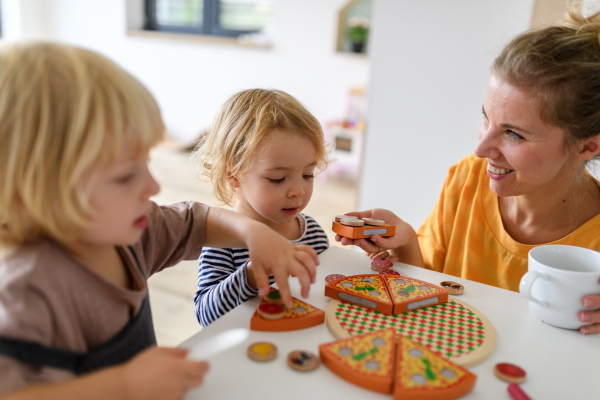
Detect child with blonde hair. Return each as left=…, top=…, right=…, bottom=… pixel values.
left=193, top=89, right=330, bottom=327
left=0, top=42, right=317, bottom=398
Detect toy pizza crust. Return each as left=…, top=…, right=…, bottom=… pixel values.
left=383, top=275, right=449, bottom=314
left=324, top=274, right=394, bottom=315
left=319, top=328, right=397, bottom=393
left=394, top=334, right=476, bottom=400
left=250, top=296, right=324, bottom=332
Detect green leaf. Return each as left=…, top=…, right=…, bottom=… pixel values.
left=355, top=286, right=376, bottom=291
left=402, top=285, right=416, bottom=293
left=353, top=352, right=368, bottom=361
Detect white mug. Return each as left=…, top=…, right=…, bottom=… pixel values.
left=520, top=245, right=600, bottom=329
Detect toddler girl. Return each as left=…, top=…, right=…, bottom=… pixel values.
left=0, top=43, right=316, bottom=399
left=193, top=89, right=330, bottom=327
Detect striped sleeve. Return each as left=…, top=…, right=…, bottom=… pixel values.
left=194, top=247, right=259, bottom=328
left=298, top=215, right=330, bottom=254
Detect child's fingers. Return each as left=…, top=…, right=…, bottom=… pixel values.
left=295, top=244, right=319, bottom=265
left=184, top=361, right=209, bottom=387
left=289, top=261, right=312, bottom=298
left=272, top=269, right=293, bottom=308
left=294, top=248, right=317, bottom=283
left=252, top=264, right=271, bottom=297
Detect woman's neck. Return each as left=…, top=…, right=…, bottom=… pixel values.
left=499, top=174, right=600, bottom=244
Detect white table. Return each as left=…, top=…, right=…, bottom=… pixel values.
left=182, top=246, right=598, bottom=399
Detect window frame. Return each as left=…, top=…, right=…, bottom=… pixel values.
left=144, top=0, right=263, bottom=38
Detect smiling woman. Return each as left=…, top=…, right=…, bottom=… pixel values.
left=335, top=5, right=600, bottom=336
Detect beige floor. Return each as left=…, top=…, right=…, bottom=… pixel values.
left=146, top=144, right=358, bottom=346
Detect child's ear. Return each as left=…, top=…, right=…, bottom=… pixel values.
left=226, top=169, right=241, bottom=188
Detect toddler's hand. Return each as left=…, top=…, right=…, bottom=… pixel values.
left=121, top=347, right=209, bottom=400
left=246, top=226, right=318, bottom=307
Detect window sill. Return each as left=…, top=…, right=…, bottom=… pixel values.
left=126, top=29, right=272, bottom=49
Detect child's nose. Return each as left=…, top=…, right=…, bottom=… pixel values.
left=288, top=182, right=305, bottom=198
left=143, top=171, right=161, bottom=201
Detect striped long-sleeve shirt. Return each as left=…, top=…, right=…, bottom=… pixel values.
left=194, top=213, right=329, bottom=328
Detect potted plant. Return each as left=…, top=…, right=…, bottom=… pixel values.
left=347, top=16, right=370, bottom=53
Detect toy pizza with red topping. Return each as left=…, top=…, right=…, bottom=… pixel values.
left=394, top=334, right=476, bottom=399
left=324, top=274, right=394, bottom=315
left=250, top=294, right=324, bottom=332
left=319, top=328, right=397, bottom=393
left=383, top=275, right=449, bottom=314
left=319, top=329, right=476, bottom=399
left=325, top=274, right=448, bottom=316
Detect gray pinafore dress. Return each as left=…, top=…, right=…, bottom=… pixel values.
left=0, top=248, right=156, bottom=375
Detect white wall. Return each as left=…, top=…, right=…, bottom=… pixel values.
left=359, top=0, right=535, bottom=227
left=4, top=0, right=369, bottom=145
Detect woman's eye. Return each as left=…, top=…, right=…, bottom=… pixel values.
left=268, top=178, right=285, bottom=183
left=507, top=130, right=524, bottom=140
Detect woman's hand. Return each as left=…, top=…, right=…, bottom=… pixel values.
left=579, top=280, right=600, bottom=335
left=246, top=225, right=318, bottom=308
left=334, top=209, right=424, bottom=267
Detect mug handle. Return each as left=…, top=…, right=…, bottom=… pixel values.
left=519, top=271, right=549, bottom=308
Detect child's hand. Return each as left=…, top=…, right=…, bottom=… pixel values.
left=335, top=209, right=424, bottom=267
left=246, top=225, right=318, bottom=308
left=580, top=282, right=600, bottom=335
left=121, top=347, right=209, bottom=400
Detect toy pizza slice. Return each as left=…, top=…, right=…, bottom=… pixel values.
left=332, top=220, right=396, bottom=240
left=383, top=275, right=449, bottom=314
left=250, top=295, right=324, bottom=332
left=319, top=328, right=397, bottom=393
left=394, top=334, right=476, bottom=400
left=324, top=274, right=394, bottom=315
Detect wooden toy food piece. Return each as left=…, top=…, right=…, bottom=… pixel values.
left=440, top=281, right=465, bottom=295
left=319, top=328, right=397, bottom=393
left=257, top=303, right=286, bottom=320
left=377, top=269, right=400, bottom=276
left=362, top=218, right=385, bottom=226
left=247, top=342, right=277, bottom=362
left=287, top=351, right=319, bottom=371
left=250, top=296, right=324, bottom=332
left=393, top=334, right=476, bottom=400
left=382, top=275, right=449, bottom=314
left=324, top=274, right=394, bottom=315
left=371, top=259, right=393, bottom=271
left=332, top=220, right=396, bottom=240
left=335, top=214, right=353, bottom=222
left=263, top=289, right=284, bottom=304
left=325, top=274, right=346, bottom=283
left=508, top=383, right=532, bottom=400
left=340, top=218, right=364, bottom=227
left=494, top=363, right=527, bottom=384
left=325, top=297, right=497, bottom=368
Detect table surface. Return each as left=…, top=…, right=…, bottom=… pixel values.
left=182, top=246, right=598, bottom=399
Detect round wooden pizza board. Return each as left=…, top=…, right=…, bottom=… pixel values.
left=326, top=296, right=496, bottom=368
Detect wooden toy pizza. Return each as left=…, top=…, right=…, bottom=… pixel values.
left=319, top=328, right=476, bottom=399
left=325, top=296, right=497, bottom=368
left=250, top=290, right=324, bottom=332
left=320, top=327, right=397, bottom=393
left=324, top=274, right=449, bottom=316
left=324, top=274, right=394, bottom=315
left=332, top=216, right=396, bottom=240
left=393, top=334, right=476, bottom=399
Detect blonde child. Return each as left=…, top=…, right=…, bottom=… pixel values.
left=192, top=89, right=330, bottom=327
left=0, top=42, right=317, bottom=399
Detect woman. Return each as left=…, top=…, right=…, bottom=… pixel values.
left=337, top=7, right=600, bottom=335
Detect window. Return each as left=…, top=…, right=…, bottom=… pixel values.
left=144, top=0, right=274, bottom=38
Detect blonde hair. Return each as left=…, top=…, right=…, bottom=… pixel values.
left=492, top=4, right=600, bottom=164
left=0, top=41, right=165, bottom=248
left=193, top=88, right=329, bottom=205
